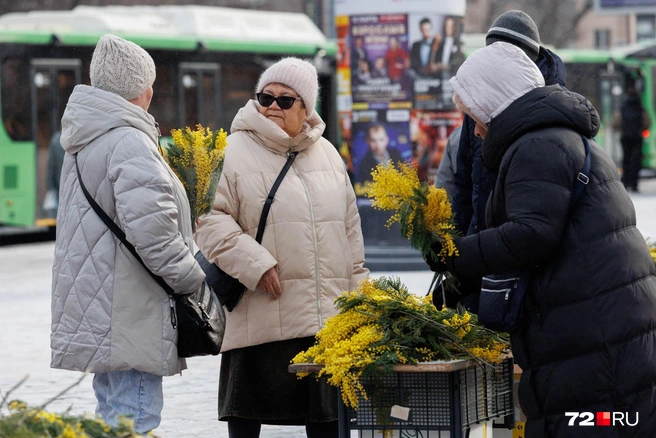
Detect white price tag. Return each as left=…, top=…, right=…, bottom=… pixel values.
left=390, top=405, right=410, bottom=421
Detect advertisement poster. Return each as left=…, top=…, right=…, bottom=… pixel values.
left=410, top=110, right=463, bottom=184
left=336, top=15, right=352, bottom=113
left=351, top=109, right=412, bottom=194
left=350, top=14, right=413, bottom=105
left=408, top=14, right=464, bottom=110
left=338, top=111, right=355, bottom=178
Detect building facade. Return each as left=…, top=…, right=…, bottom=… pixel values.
left=464, top=0, right=651, bottom=49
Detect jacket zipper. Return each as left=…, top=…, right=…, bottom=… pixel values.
left=482, top=277, right=520, bottom=283
left=292, top=161, right=322, bottom=327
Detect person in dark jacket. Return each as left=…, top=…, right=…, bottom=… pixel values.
left=619, top=82, right=646, bottom=192
left=452, top=10, right=567, bottom=237
left=43, top=130, right=65, bottom=218
left=428, top=40, right=656, bottom=438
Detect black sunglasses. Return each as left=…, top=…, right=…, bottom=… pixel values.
left=256, top=92, right=303, bottom=110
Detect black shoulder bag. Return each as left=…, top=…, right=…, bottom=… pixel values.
left=195, top=151, right=298, bottom=312
left=75, top=155, right=224, bottom=358
left=477, top=135, right=593, bottom=333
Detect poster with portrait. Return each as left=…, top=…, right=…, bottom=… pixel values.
left=350, top=14, right=413, bottom=105
left=410, top=110, right=463, bottom=184
left=351, top=109, right=412, bottom=195
left=408, top=14, right=464, bottom=110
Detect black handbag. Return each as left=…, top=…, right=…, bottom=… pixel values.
left=477, top=135, right=592, bottom=332
left=196, top=151, right=298, bottom=312
left=75, top=155, right=224, bottom=358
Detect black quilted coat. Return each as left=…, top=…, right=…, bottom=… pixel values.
left=449, top=85, right=656, bottom=437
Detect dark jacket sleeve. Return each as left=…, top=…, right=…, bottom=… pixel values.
left=452, top=115, right=475, bottom=234
left=450, top=139, right=575, bottom=277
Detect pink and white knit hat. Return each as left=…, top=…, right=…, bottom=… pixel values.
left=255, top=57, right=319, bottom=116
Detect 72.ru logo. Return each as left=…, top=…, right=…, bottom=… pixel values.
left=566, top=412, right=639, bottom=427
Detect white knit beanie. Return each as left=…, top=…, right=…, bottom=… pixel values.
left=255, top=57, right=318, bottom=116
left=90, top=34, right=156, bottom=101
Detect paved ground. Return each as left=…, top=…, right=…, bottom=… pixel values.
left=1, top=180, right=655, bottom=437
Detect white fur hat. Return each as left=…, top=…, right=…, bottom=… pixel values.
left=255, top=57, right=318, bottom=116
left=450, top=42, right=544, bottom=125
left=90, top=34, right=156, bottom=101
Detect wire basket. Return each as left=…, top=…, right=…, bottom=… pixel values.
left=339, top=358, right=514, bottom=438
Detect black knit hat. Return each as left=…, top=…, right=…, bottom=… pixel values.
left=486, top=10, right=540, bottom=62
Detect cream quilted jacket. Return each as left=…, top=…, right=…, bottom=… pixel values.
left=195, top=100, right=368, bottom=352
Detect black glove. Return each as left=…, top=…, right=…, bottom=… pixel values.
left=431, top=274, right=481, bottom=310
left=424, top=239, right=450, bottom=272
left=424, top=252, right=447, bottom=273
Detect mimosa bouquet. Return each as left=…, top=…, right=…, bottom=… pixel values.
left=366, top=161, right=459, bottom=296
left=648, top=241, right=656, bottom=269
left=160, top=124, right=228, bottom=231
left=0, top=376, right=153, bottom=438
left=292, top=277, right=509, bottom=409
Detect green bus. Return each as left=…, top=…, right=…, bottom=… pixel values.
left=556, top=45, right=656, bottom=173
left=0, top=5, right=337, bottom=229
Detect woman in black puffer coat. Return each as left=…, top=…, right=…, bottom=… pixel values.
left=430, top=41, right=656, bottom=438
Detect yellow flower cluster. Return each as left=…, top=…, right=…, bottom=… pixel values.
left=649, top=245, right=656, bottom=269
left=365, top=162, right=458, bottom=264
left=1, top=400, right=145, bottom=438
left=442, top=312, right=472, bottom=339
left=467, top=341, right=508, bottom=364
left=366, top=161, right=420, bottom=213
left=424, top=186, right=459, bottom=261
left=292, top=277, right=510, bottom=409
left=162, top=124, right=228, bottom=230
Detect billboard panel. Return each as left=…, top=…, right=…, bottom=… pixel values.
left=594, top=0, right=656, bottom=13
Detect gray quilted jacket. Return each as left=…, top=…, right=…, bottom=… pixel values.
left=51, top=85, right=205, bottom=376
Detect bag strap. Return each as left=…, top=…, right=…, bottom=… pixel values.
left=255, top=152, right=298, bottom=243
left=570, top=135, right=592, bottom=209
left=75, top=151, right=298, bottom=293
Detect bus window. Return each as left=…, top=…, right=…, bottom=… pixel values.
left=179, top=63, right=221, bottom=130
left=150, top=63, right=175, bottom=136
left=222, top=64, right=261, bottom=129
left=202, top=72, right=220, bottom=130
left=2, top=58, right=31, bottom=141
left=30, top=59, right=81, bottom=221
left=565, top=63, right=605, bottom=112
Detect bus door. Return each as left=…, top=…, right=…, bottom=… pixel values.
left=30, top=59, right=81, bottom=225
left=599, top=66, right=623, bottom=166
left=178, top=63, right=222, bottom=131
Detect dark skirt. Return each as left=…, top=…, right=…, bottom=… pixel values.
left=218, top=336, right=338, bottom=425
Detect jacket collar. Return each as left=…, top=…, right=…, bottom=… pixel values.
left=60, top=85, right=159, bottom=154
left=483, top=85, right=600, bottom=172
left=230, top=100, right=326, bottom=155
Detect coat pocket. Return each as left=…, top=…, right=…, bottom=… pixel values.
left=479, top=273, right=528, bottom=332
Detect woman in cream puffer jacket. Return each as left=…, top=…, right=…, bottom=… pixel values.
left=195, top=57, right=368, bottom=436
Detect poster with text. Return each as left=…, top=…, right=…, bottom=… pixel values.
left=351, top=109, right=412, bottom=195
left=408, top=14, right=464, bottom=110
left=410, top=110, right=463, bottom=184
left=350, top=14, right=413, bottom=105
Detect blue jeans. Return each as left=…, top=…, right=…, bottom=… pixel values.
left=92, top=370, right=163, bottom=434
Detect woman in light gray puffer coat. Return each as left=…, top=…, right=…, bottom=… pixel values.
left=51, top=35, right=205, bottom=434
